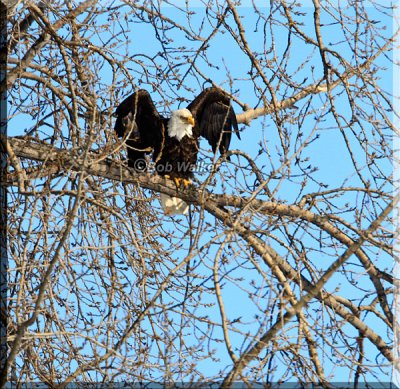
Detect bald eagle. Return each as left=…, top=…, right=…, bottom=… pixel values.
left=114, top=87, right=240, bottom=215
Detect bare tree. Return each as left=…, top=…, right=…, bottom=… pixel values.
left=2, top=0, right=397, bottom=386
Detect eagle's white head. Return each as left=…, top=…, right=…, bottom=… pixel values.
left=168, top=108, right=195, bottom=141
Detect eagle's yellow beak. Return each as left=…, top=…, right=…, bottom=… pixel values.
left=185, top=115, right=195, bottom=126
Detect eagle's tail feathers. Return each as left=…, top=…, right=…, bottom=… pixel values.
left=160, top=194, right=189, bottom=216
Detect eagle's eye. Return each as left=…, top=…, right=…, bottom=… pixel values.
left=180, top=114, right=195, bottom=126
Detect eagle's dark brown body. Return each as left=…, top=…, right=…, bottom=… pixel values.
left=154, top=126, right=199, bottom=180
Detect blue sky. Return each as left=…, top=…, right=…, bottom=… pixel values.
left=7, top=0, right=396, bottom=384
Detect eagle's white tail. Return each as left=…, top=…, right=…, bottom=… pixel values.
left=160, top=194, right=189, bottom=216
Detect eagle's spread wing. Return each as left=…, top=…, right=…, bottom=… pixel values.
left=187, top=87, right=240, bottom=157
left=114, top=89, right=163, bottom=170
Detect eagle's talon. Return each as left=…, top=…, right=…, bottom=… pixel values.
left=182, top=179, right=192, bottom=188
left=173, top=177, right=182, bottom=187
